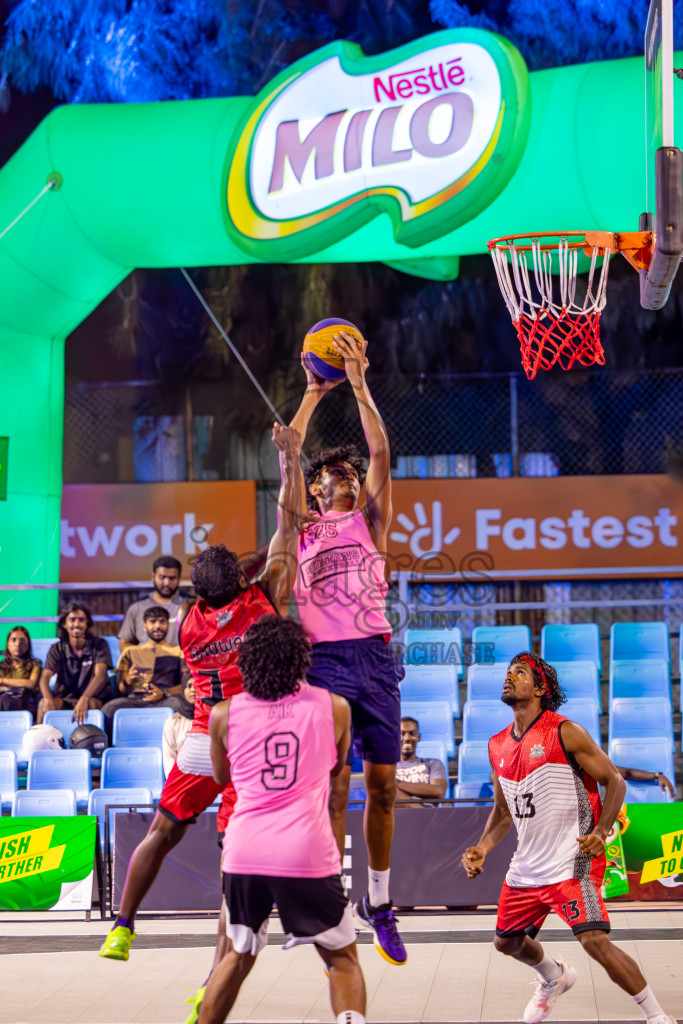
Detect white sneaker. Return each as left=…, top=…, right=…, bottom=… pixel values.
left=523, top=958, right=578, bottom=1023
left=646, top=1016, right=677, bottom=1024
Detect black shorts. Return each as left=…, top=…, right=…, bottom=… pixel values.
left=222, top=872, right=355, bottom=955
left=307, top=635, right=403, bottom=764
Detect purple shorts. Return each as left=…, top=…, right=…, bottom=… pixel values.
left=306, top=635, right=403, bottom=765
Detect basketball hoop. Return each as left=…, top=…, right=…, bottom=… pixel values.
left=488, top=230, right=653, bottom=379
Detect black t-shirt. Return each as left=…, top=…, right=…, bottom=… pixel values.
left=45, top=637, right=112, bottom=698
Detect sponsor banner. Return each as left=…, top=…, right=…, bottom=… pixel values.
left=225, top=29, right=530, bottom=260
left=0, top=817, right=95, bottom=911
left=60, top=482, right=257, bottom=584
left=603, top=803, right=683, bottom=901
left=389, top=475, right=683, bottom=579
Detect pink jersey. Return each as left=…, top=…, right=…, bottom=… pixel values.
left=294, top=509, right=391, bottom=643
left=222, top=682, right=341, bottom=878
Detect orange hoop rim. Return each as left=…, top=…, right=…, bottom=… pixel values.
left=487, top=231, right=599, bottom=254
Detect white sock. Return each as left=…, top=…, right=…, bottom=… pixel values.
left=534, top=953, right=563, bottom=984
left=633, top=985, right=665, bottom=1019
left=336, top=1013, right=365, bottom=1024
left=368, top=867, right=390, bottom=907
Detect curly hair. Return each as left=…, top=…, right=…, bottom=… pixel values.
left=237, top=617, right=311, bottom=701
left=509, top=652, right=567, bottom=712
left=303, top=445, right=367, bottom=510
left=58, top=602, right=94, bottom=640
left=190, top=544, right=243, bottom=609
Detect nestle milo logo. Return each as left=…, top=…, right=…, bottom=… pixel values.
left=225, top=29, right=530, bottom=260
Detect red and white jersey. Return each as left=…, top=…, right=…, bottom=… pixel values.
left=489, top=710, right=605, bottom=887
left=179, top=584, right=276, bottom=736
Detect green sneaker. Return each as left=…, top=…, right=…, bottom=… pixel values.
left=183, top=985, right=206, bottom=1024
left=98, top=925, right=135, bottom=961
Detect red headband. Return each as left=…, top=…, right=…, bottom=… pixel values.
left=517, top=654, right=550, bottom=696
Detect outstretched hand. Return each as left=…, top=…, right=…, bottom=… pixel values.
left=271, top=423, right=302, bottom=453
left=462, top=846, right=486, bottom=878
left=332, top=331, right=368, bottom=389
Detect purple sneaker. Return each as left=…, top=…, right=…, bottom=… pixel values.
left=352, top=893, right=407, bottom=965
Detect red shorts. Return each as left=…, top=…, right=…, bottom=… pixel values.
left=496, top=874, right=610, bottom=937
left=159, top=761, right=237, bottom=828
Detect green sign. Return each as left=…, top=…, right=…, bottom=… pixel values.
left=0, top=816, right=96, bottom=911
left=0, top=437, right=7, bottom=501
left=224, top=30, right=530, bottom=260
left=602, top=802, right=683, bottom=901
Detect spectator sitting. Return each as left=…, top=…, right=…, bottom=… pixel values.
left=161, top=676, right=196, bottom=777
left=0, top=626, right=42, bottom=713
left=118, top=556, right=185, bottom=649
left=103, top=606, right=185, bottom=727
left=37, top=603, right=112, bottom=724
left=395, top=716, right=448, bottom=805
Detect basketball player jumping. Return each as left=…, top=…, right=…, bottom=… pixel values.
left=198, top=614, right=366, bottom=1024
left=289, top=330, right=406, bottom=966
left=99, top=423, right=301, bottom=963
left=462, top=653, right=675, bottom=1024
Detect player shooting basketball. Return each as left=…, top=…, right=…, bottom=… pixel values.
left=289, top=330, right=406, bottom=966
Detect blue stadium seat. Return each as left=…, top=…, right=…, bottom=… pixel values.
left=103, top=636, right=121, bottom=666
left=462, top=700, right=514, bottom=743
left=112, top=706, right=174, bottom=747
left=415, top=739, right=449, bottom=768
left=403, top=626, right=465, bottom=679
left=609, top=622, right=670, bottom=666
left=471, top=626, right=532, bottom=665
left=454, top=781, right=494, bottom=802
left=0, top=710, right=33, bottom=763
left=401, top=665, right=460, bottom=717
left=554, top=661, right=602, bottom=712
left=0, top=750, right=18, bottom=811
left=29, top=638, right=57, bottom=664
left=561, top=698, right=601, bottom=744
left=87, top=787, right=154, bottom=854
left=101, top=747, right=164, bottom=800
left=608, top=697, right=674, bottom=747
left=27, top=749, right=92, bottom=809
left=348, top=787, right=367, bottom=805
left=12, top=788, right=77, bottom=817
left=622, top=780, right=671, bottom=804
left=399, top=701, right=455, bottom=756
left=43, top=709, right=106, bottom=746
left=466, top=663, right=505, bottom=702
left=609, top=659, right=672, bottom=705
left=609, top=738, right=675, bottom=787
left=457, top=741, right=492, bottom=784
left=541, top=624, right=602, bottom=674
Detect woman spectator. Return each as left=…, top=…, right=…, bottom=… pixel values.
left=161, top=676, right=196, bottom=777
left=0, top=626, right=42, bottom=713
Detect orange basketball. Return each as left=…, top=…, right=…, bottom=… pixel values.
left=302, top=318, right=364, bottom=382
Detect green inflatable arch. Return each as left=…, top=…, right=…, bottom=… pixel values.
left=0, top=28, right=679, bottom=628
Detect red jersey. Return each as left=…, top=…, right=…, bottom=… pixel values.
left=489, top=710, right=605, bottom=887
left=179, top=583, right=276, bottom=735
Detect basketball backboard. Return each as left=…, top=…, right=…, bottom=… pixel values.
left=641, top=0, right=683, bottom=309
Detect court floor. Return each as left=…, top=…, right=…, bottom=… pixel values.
left=1, top=905, right=681, bottom=1024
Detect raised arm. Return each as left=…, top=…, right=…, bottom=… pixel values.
left=332, top=332, right=391, bottom=547
left=289, top=359, right=340, bottom=514
left=560, top=720, right=626, bottom=856
left=259, top=424, right=303, bottom=613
